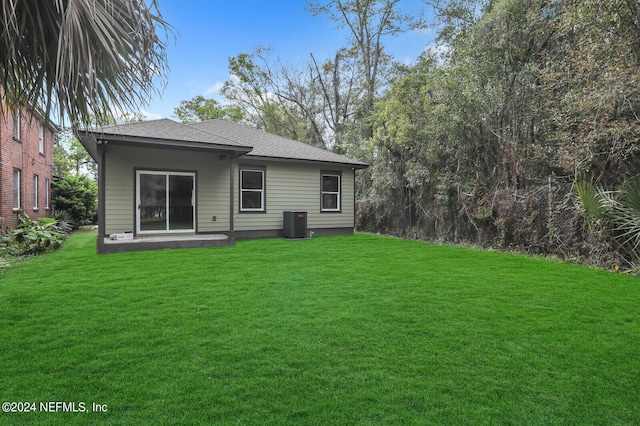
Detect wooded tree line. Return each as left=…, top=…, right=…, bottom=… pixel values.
left=174, top=0, right=640, bottom=270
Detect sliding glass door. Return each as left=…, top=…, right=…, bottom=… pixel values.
left=137, top=171, right=195, bottom=233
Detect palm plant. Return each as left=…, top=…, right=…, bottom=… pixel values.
left=52, top=209, right=74, bottom=233
left=576, top=177, right=640, bottom=264
left=575, top=179, right=610, bottom=232
left=606, top=179, right=640, bottom=258
left=0, top=0, right=172, bottom=127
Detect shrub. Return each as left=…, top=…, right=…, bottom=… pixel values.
left=52, top=209, right=74, bottom=233
left=576, top=177, right=640, bottom=268
left=52, top=175, right=98, bottom=227
left=0, top=212, right=67, bottom=256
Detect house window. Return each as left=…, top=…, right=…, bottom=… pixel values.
left=137, top=170, right=196, bottom=233
left=321, top=172, right=341, bottom=212
left=45, top=178, right=50, bottom=210
left=38, top=122, right=45, bottom=154
left=240, top=168, right=265, bottom=212
left=12, top=108, right=20, bottom=140
left=33, top=175, right=39, bottom=210
left=13, top=169, right=21, bottom=210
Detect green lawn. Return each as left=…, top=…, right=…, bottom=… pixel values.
left=1, top=232, right=639, bottom=425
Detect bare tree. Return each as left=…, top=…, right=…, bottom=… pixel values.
left=307, top=0, right=427, bottom=108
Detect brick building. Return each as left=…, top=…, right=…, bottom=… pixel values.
left=0, top=106, right=57, bottom=230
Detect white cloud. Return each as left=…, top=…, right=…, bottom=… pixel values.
left=139, top=110, right=163, bottom=120
left=413, top=26, right=436, bottom=36
left=402, top=55, right=416, bottom=66
left=112, top=109, right=164, bottom=123
left=204, top=81, right=225, bottom=96
left=424, top=43, right=451, bottom=64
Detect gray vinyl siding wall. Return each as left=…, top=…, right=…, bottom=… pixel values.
left=234, top=160, right=355, bottom=232
left=103, top=145, right=230, bottom=235
left=103, top=145, right=355, bottom=236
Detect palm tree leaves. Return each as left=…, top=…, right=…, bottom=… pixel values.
left=577, top=177, right=640, bottom=262
left=0, top=0, right=173, bottom=127
left=575, top=179, right=611, bottom=231
left=608, top=179, right=640, bottom=255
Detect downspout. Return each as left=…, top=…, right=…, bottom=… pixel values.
left=228, top=154, right=236, bottom=246
left=353, top=168, right=357, bottom=232
left=96, top=140, right=107, bottom=253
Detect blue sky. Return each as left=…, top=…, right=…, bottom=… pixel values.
left=142, top=0, right=435, bottom=120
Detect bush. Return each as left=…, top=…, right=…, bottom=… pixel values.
left=52, top=175, right=97, bottom=227
left=52, top=209, right=74, bottom=233
left=0, top=212, right=67, bottom=256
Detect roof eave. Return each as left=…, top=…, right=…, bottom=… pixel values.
left=242, top=154, right=369, bottom=169
left=75, top=131, right=100, bottom=162
left=75, top=130, right=253, bottom=156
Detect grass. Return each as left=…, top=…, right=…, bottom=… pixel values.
left=0, top=232, right=639, bottom=425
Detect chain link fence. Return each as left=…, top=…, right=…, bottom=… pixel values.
left=357, top=176, right=628, bottom=269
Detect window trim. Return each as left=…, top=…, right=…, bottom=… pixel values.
left=320, top=171, right=342, bottom=213
left=12, top=108, right=20, bottom=140
left=13, top=169, right=21, bottom=211
left=135, top=169, right=197, bottom=235
left=239, top=167, right=266, bottom=213
left=38, top=122, right=45, bottom=154
left=45, top=178, right=50, bottom=210
left=33, top=174, right=39, bottom=211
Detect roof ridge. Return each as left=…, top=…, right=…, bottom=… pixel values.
left=186, top=119, right=252, bottom=147
left=191, top=119, right=367, bottom=168
left=195, top=119, right=341, bottom=155
left=86, top=117, right=171, bottom=132
left=171, top=119, right=251, bottom=147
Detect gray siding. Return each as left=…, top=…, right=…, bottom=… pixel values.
left=103, top=145, right=356, bottom=236
left=103, top=145, right=231, bottom=235
left=234, top=160, right=355, bottom=232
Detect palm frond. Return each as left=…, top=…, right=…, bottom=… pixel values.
left=0, top=0, right=174, bottom=127
left=575, top=178, right=613, bottom=231
left=607, top=178, right=640, bottom=258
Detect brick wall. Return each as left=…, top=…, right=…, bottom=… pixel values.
left=0, top=108, right=55, bottom=229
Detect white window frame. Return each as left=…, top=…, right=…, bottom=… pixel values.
left=240, top=168, right=265, bottom=212
left=45, top=178, right=50, bottom=210
left=135, top=170, right=196, bottom=234
left=321, top=172, right=341, bottom=212
left=13, top=169, right=21, bottom=210
left=12, top=109, right=20, bottom=140
left=33, top=175, right=39, bottom=210
left=38, top=122, right=45, bottom=154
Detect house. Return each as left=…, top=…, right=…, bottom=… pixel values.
left=76, top=118, right=368, bottom=253
left=0, top=105, right=57, bottom=230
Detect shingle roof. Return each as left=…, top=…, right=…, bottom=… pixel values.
left=87, top=118, right=251, bottom=149
left=191, top=119, right=368, bottom=168
left=79, top=118, right=367, bottom=168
